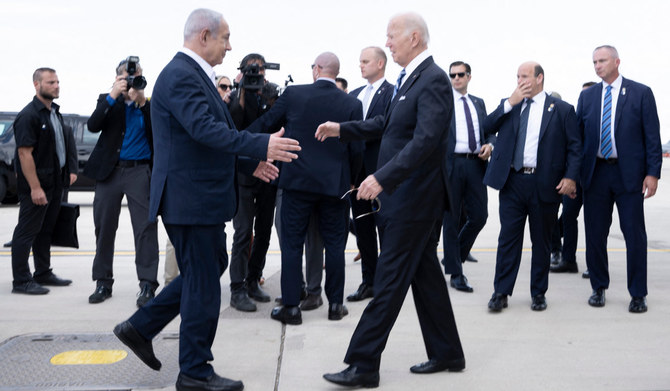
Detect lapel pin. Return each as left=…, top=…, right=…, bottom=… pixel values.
left=548, top=103, right=554, bottom=112
left=622, top=87, right=626, bottom=96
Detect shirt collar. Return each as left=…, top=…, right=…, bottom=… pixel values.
left=316, top=77, right=336, bottom=85
left=180, top=47, right=217, bottom=85
left=402, top=49, right=431, bottom=81
left=603, top=74, right=623, bottom=91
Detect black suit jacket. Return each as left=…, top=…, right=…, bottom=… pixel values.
left=483, top=94, right=582, bottom=203
left=349, top=80, right=393, bottom=181
left=84, top=93, right=153, bottom=181
left=340, top=56, right=453, bottom=221
left=246, top=80, right=363, bottom=198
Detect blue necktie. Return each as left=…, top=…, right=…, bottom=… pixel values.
left=600, top=85, right=613, bottom=159
left=513, top=99, right=532, bottom=171
left=392, top=68, right=406, bottom=99
left=461, top=97, right=477, bottom=152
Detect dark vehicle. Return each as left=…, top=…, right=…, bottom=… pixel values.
left=0, top=111, right=99, bottom=204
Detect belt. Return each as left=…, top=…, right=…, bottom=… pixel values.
left=512, top=167, right=536, bottom=174
left=596, top=157, right=618, bottom=165
left=116, top=159, right=150, bottom=168
left=453, top=153, right=479, bottom=159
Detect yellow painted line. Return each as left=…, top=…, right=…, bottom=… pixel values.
left=50, top=350, right=127, bottom=365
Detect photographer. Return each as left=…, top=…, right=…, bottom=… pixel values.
left=227, top=53, right=277, bottom=312
left=84, top=57, right=159, bottom=308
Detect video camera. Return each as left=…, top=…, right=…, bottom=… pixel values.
left=238, top=62, right=280, bottom=91
left=124, top=56, right=147, bottom=91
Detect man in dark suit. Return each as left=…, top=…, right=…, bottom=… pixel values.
left=318, top=13, right=465, bottom=388
left=346, top=46, right=393, bottom=303
left=11, top=67, right=76, bottom=295
left=484, top=62, right=581, bottom=313
left=85, top=58, right=159, bottom=308
left=441, top=61, right=494, bottom=293
left=247, top=52, right=363, bottom=325
left=112, top=9, right=300, bottom=391
left=578, top=45, right=662, bottom=313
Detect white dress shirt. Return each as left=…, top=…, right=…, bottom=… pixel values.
left=598, top=74, right=622, bottom=158
left=180, top=47, right=217, bottom=86
left=396, top=49, right=431, bottom=91
left=357, top=78, right=385, bottom=118
left=452, top=89, right=481, bottom=153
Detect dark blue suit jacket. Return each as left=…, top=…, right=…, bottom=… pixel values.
left=340, top=56, right=453, bottom=221
left=245, top=80, right=363, bottom=198
left=349, top=80, right=393, bottom=178
left=445, top=93, right=494, bottom=177
left=483, top=94, right=582, bottom=203
left=578, top=78, right=662, bottom=192
left=149, top=52, right=270, bottom=225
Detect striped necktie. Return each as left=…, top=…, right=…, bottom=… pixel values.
left=600, top=85, right=613, bottom=159
left=392, top=68, right=406, bottom=99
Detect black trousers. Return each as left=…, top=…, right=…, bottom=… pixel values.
left=12, top=179, right=64, bottom=285
left=229, top=179, right=277, bottom=292
left=344, top=217, right=464, bottom=371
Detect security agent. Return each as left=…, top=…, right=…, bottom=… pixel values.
left=84, top=57, right=159, bottom=307
left=11, top=67, right=76, bottom=295
left=227, top=53, right=277, bottom=311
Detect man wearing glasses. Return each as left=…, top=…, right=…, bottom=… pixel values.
left=246, top=52, right=363, bottom=325
left=226, top=53, right=276, bottom=312
left=441, top=61, right=494, bottom=294
left=318, top=12, right=465, bottom=388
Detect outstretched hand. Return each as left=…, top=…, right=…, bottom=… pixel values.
left=315, top=121, right=341, bottom=142
left=268, top=127, right=300, bottom=163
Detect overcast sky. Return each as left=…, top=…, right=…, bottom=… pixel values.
left=1, top=0, right=668, bottom=141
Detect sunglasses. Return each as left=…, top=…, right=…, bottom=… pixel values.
left=341, top=188, right=381, bottom=219
left=218, top=84, right=232, bottom=90
left=449, top=72, right=469, bottom=79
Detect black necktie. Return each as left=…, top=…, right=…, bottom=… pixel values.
left=461, top=96, right=477, bottom=152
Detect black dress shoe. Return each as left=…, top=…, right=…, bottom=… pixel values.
left=113, top=320, right=161, bottom=371
left=271, top=305, right=302, bottom=325
left=488, top=293, right=508, bottom=312
left=12, top=280, right=49, bottom=295
left=582, top=269, right=590, bottom=279
left=531, top=294, right=547, bottom=311
left=550, top=260, right=578, bottom=273
left=550, top=251, right=562, bottom=266
left=328, top=303, right=349, bottom=320
left=247, top=281, right=271, bottom=302
left=89, top=286, right=112, bottom=304
left=629, top=297, right=647, bottom=313
left=347, top=283, right=374, bottom=302
left=34, top=273, right=72, bottom=286
left=450, top=274, right=473, bottom=293
left=588, top=288, right=606, bottom=307
left=3, top=240, right=11, bottom=248
left=465, top=253, right=478, bottom=263
left=300, top=294, right=323, bottom=311
left=176, top=372, right=243, bottom=391
left=410, top=358, right=465, bottom=374
left=323, top=366, right=380, bottom=388
left=136, top=285, right=155, bottom=308
left=230, top=292, right=257, bottom=312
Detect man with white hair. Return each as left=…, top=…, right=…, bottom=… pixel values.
left=318, top=12, right=465, bottom=388
left=112, top=8, right=300, bottom=391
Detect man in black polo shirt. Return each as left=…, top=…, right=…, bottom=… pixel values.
left=11, top=67, right=76, bottom=295
left=85, top=58, right=159, bottom=307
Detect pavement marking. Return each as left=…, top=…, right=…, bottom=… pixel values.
left=50, top=349, right=128, bottom=365
left=274, top=324, right=286, bottom=391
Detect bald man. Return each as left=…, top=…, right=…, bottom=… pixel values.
left=483, top=62, right=581, bottom=312
left=246, top=52, right=363, bottom=325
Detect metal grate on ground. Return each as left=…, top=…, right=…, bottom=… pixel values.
left=0, top=333, right=179, bottom=391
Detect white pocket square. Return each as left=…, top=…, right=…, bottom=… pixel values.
left=399, top=95, right=406, bottom=101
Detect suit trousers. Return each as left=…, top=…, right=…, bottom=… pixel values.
left=344, top=217, right=464, bottom=371
left=91, top=164, right=159, bottom=289
left=11, top=180, right=64, bottom=285
left=442, top=157, right=488, bottom=276
left=561, top=183, right=583, bottom=264
left=229, top=180, right=277, bottom=292
left=583, top=160, right=647, bottom=297
left=129, top=223, right=228, bottom=379
left=279, top=190, right=347, bottom=306
left=350, top=193, right=379, bottom=286
left=493, top=172, right=559, bottom=297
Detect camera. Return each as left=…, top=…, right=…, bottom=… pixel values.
left=238, top=62, right=280, bottom=91
left=124, top=56, right=147, bottom=90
